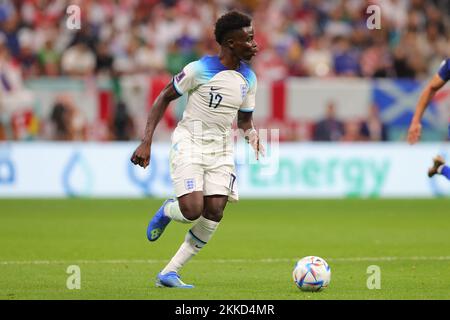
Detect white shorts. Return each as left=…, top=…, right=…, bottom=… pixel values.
left=169, top=134, right=238, bottom=202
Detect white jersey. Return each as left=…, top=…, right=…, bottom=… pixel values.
left=172, top=55, right=257, bottom=147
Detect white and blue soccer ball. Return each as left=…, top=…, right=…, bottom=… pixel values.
left=292, top=256, right=331, bottom=292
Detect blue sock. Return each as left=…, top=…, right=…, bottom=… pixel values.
left=441, top=165, right=450, bottom=180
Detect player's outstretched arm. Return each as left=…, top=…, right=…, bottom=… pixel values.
left=238, top=110, right=265, bottom=160
left=130, top=82, right=180, bottom=168
left=407, top=74, right=446, bottom=144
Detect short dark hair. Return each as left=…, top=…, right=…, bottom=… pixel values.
left=214, top=11, right=252, bottom=45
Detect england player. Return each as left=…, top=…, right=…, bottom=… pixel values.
left=407, top=58, right=450, bottom=181
left=130, top=11, right=262, bottom=288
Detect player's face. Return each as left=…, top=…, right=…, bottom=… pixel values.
left=231, top=26, right=258, bottom=62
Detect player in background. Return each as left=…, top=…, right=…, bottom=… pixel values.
left=427, top=155, right=450, bottom=179
left=407, top=58, right=450, bottom=181
left=130, top=11, right=263, bottom=288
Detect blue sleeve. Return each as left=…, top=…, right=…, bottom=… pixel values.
left=437, top=59, right=450, bottom=82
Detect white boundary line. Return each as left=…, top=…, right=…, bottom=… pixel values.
left=1, top=256, right=450, bottom=265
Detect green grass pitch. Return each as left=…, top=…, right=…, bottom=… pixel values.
left=1, top=198, right=449, bottom=300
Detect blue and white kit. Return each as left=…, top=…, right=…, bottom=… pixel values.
left=169, top=55, right=257, bottom=201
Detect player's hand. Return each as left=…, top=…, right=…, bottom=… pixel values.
left=246, top=129, right=265, bottom=160
left=407, top=122, right=422, bottom=145
left=130, top=141, right=151, bottom=168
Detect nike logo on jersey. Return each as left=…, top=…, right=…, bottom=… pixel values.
left=210, top=86, right=220, bottom=91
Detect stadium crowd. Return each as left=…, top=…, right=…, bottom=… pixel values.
left=0, top=0, right=449, bottom=141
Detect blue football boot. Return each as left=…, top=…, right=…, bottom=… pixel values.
left=146, top=199, right=175, bottom=242
left=155, top=272, right=194, bottom=289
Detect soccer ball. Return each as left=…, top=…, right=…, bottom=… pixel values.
left=292, top=256, right=331, bottom=292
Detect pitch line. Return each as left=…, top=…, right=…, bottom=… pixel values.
left=1, top=256, right=450, bottom=265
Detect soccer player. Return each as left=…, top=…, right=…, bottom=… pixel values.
left=427, top=155, right=450, bottom=180
left=130, top=11, right=262, bottom=288
left=407, top=58, right=450, bottom=181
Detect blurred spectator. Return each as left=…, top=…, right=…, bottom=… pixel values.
left=332, top=37, right=361, bottom=76
left=17, top=28, right=39, bottom=79
left=68, top=26, right=98, bottom=52
left=253, top=44, right=289, bottom=81
left=323, top=3, right=353, bottom=38
left=360, top=104, right=389, bottom=141
left=61, top=43, right=96, bottom=77
left=95, top=41, right=114, bottom=76
left=135, top=41, right=166, bottom=74
left=110, top=100, right=135, bottom=141
left=302, top=37, right=333, bottom=77
left=1, top=12, right=20, bottom=57
left=37, top=38, right=60, bottom=76
left=113, top=37, right=141, bottom=76
left=50, top=98, right=70, bottom=141
left=360, top=31, right=394, bottom=78
left=165, top=40, right=198, bottom=75
left=341, top=120, right=366, bottom=142
left=313, top=101, right=344, bottom=141
left=393, top=45, right=416, bottom=78
left=0, top=34, right=34, bottom=139
left=50, top=94, right=85, bottom=141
